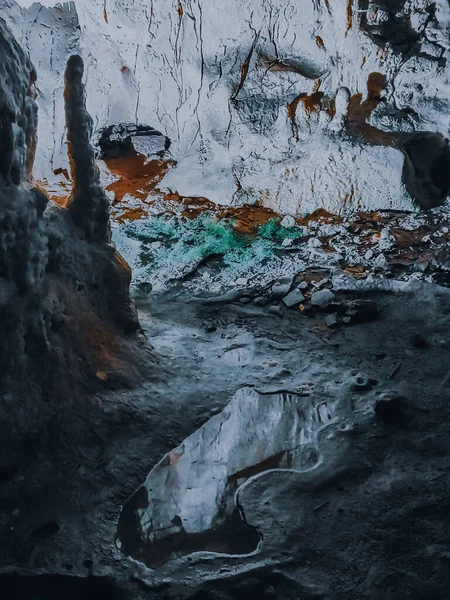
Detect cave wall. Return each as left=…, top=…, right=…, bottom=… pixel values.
left=0, top=16, right=143, bottom=444
left=0, top=0, right=450, bottom=214
left=2, top=0, right=450, bottom=214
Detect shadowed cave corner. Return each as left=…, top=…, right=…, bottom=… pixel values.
left=0, top=16, right=152, bottom=448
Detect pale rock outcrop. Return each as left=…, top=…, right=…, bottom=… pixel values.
left=2, top=0, right=450, bottom=213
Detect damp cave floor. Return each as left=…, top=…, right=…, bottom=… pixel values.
left=1, top=283, right=450, bottom=599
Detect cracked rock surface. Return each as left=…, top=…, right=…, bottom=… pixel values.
left=3, top=0, right=450, bottom=213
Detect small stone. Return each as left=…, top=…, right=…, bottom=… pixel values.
left=311, top=289, right=335, bottom=308
left=236, top=277, right=248, bottom=286
left=299, top=281, right=308, bottom=290
left=239, top=297, right=251, bottom=304
left=282, top=288, right=305, bottom=308
left=325, top=313, right=339, bottom=328
left=351, top=374, right=372, bottom=392
left=271, top=276, right=293, bottom=298
left=269, top=305, right=283, bottom=316
left=282, top=237, right=294, bottom=247
left=254, top=296, right=270, bottom=306
left=280, top=215, right=296, bottom=228
left=365, top=249, right=374, bottom=260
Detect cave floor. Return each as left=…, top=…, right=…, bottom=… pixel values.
left=1, top=282, right=450, bottom=599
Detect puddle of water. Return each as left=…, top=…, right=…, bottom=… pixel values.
left=117, top=387, right=336, bottom=568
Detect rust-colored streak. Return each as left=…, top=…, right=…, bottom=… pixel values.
left=342, top=184, right=355, bottom=207
left=121, top=65, right=131, bottom=75
left=105, top=155, right=171, bottom=204
left=177, top=0, right=184, bottom=17
left=346, top=0, right=353, bottom=36
left=346, top=72, right=396, bottom=146
left=324, top=0, right=331, bottom=15
left=287, top=93, right=306, bottom=142
left=326, top=99, right=336, bottom=119
left=296, top=208, right=343, bottom=227
left=361, top=56, right=366, bottom=68
left=53, top=167, right=70, bottom=180
left=103, top=8, right=108, bottom=23
left=301, top=91, right=324, bottom=117
left=316, top=36, right=325, bottom=49
left=366, top=72, right=386, bottom=100
left=161, top=196, right=278, bottom=235
left=114, top=207, right=148, bottom=224
left=218, top=203, right=279, bottom=235
left=36, top=178, right=70, bottom=208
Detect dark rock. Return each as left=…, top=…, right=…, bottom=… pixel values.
left=374, top=393, right=411, bottom=425
left=0, top=573, right=120, bottom=600
left=351, top=374, right=373, bottom=392
left=359, top=0, right=425, bottom=57
left=64, top=55, right=110, bottom=242
left=345, top=299, right=378, bottom=324
left=203, top=321, right=217, bottom=333
left=398, top=132, right=450, bottom=210
left=0, top=21, right=146, bottom=444
left=137, top=281, right=153, bottom=294
left=98, top=122, right=170, bottom=159
left=254, top=296, right=270, bottom=306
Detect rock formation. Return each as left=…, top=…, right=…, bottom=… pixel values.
left=3, top=0, right=450, bottom=214
left=98, top=123, right=170, bottom=160
left=0, top=16, right=144, bottom=445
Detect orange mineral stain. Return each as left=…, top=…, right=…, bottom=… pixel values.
left=105, top=155, right=172, bottom=204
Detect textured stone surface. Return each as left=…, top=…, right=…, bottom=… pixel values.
left=0, top=18, right=143, bottom=442
left=98, top=123, right=170, bottom=160
left=3, top=0, right=450, bottom=213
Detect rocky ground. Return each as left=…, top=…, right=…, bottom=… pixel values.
left=1, top=275, right=450, bottom=599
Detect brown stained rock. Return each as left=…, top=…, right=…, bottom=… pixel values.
left=105, top=155, right=172, bottom=204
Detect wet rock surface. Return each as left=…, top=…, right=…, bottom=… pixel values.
left=2, top=283, right=450, bottom=599
left=118, top=387, right=337, bottom=568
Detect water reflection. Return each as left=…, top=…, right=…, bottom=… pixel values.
left=117, top=387, right=336, bottom=567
